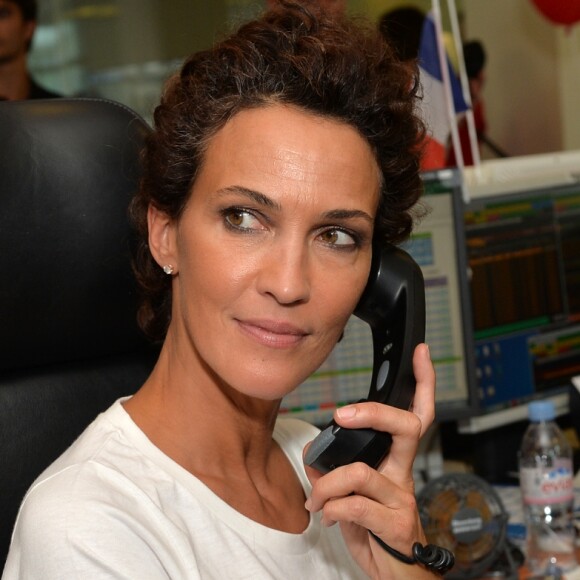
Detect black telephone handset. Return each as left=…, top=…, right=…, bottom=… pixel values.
left=304, top=243, right=426, bottom=474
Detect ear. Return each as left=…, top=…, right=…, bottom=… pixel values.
left=147, top=205, right=178, bottom=273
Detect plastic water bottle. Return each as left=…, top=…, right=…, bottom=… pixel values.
left=519, top=400, right=577, bottom=575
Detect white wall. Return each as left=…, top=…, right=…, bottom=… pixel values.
left=463, top=0, right=565, bottom=157
left=367, top=0, right=579, bottom=158
left=558, top=25, right=580, bottom=150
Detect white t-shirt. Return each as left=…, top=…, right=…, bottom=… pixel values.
left=3, top=399, right=366, bottom=579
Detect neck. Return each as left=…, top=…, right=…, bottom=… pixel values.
left=123, top=333, right=309, bottom=533
left=124, top=336, right=282, bottom=479
left=0, top=55, right=30, bottom=100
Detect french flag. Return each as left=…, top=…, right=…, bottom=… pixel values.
left=418, top=11, right=468, bottom=170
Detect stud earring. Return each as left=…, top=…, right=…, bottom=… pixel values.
left=162, top=265, right=174, bottom=275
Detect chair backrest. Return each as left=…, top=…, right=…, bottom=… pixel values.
left=0, top=99, right=157, bottom=568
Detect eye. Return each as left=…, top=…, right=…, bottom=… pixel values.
left=318, top=228, right=358, bottom=249
left=222, top=207, right=264, bottom=232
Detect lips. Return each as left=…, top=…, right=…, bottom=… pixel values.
left=236, top=319, right=309, bottom=348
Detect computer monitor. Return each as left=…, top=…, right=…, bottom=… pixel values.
left=279, top=168, right=478, bottom=425
left=463, top=151, right=580, bottom=412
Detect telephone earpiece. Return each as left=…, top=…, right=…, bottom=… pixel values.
left=304, top=243, right=426, bottom=473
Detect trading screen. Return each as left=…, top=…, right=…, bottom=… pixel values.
left=464, top=185, right=580, bottom=410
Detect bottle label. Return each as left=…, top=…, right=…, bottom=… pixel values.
left=521, top=459, right=574, bottom=505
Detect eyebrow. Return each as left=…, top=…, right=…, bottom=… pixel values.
left=216, top=186, right=281, bottom=210
left=216, top=185, right=374, bottom=224
left=322, top=208, right=374, bottom=225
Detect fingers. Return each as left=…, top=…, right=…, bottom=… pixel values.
left=301, top=344, right=436, bottom=574
left=332, top=343, right=434, bottom=435
left=409, top=343, right=436, bottom=435
left=333, top=401, right=423, bottom=443
left=306, top=460, right=394, bottom=514
left=317, top=343, right=435, bottom=482
left=305, top=461, right=424, bottom=552
left=333, top=400, right=422, bottom=478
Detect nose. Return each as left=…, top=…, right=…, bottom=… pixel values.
left=256, top=241, right=311, bottom=305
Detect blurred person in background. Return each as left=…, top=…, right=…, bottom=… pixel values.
left=0, top=0, right=61, bottom=100
left=446, top=40, right=494, bottom=166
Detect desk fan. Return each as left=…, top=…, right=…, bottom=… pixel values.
left=416, top=473, right=522, bottom=579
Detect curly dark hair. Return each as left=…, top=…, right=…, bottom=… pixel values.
left=131, top=0, right=426, bottom=341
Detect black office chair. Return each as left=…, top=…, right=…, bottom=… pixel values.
left=0, top=99, right=158, bottom=568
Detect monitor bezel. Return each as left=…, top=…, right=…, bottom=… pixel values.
left=421, top=168, right=480, bottom=422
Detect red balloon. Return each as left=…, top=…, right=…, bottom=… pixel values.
left=531, top=0, right=580, bottom=26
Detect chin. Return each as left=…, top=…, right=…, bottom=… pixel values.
left=237, top=379, right=303, bottom=402
left=228, top=366, right=313, bottom=402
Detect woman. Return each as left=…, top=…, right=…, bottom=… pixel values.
left=4, top=2, right=440, bottom=578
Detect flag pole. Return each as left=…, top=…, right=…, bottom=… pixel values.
left=431, top=0, right=464, bottom=169
left=447, top=0, right=481, bottom=167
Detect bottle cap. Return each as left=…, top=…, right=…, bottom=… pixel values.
left=528, top=400, right=555, bottom=422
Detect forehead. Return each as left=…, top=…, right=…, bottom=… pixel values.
left=196, top=104, right=381, bottom=204
left=206, top=104, right=379, bottom=179
left=209, top=104, right=377, bottom=162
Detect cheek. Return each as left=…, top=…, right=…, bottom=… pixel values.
left=175, top=234, right=261, bottom=336
left=317, top=263, right=371, bottom=332
left=179, top=243, right=241, bottom=306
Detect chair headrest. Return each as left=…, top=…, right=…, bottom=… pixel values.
left=0, top=98, right=152, bottom=372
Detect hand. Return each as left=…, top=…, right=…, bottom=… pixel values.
left=304, top=343, right=438, bottom=579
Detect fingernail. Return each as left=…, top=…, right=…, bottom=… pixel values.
left=305, top=498, right=312, bottom=511
left=337, top=405, right=357, bottom=419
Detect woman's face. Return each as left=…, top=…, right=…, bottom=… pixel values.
left=151, top=105, right=381, bottom=401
